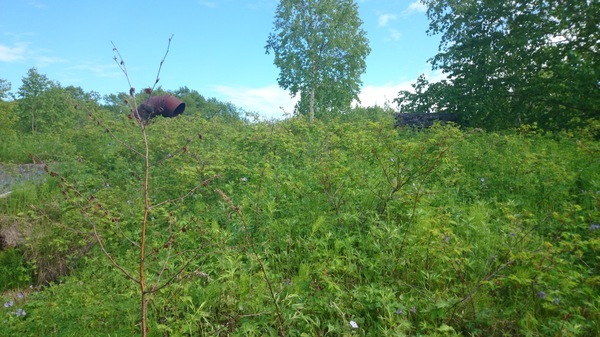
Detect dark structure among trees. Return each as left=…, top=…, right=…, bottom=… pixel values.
left=395, top=113, right=458, bottom=128
left=137, top=95, right=186, bottom=120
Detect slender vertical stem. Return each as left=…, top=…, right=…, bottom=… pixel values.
left=139, top=124, right=150, bottom=337
left=111, top=36, right=173, bottom=336
left=310, top=86, right=315, bottom=122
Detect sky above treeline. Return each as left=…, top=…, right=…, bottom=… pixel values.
left=0, top=0, right=442, bottom=119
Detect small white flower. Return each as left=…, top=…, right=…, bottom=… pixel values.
left=349, top=320, right=358, bottom=329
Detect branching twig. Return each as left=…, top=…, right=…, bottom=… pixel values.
left=150, top=34, right=174, bottom=94
left=103, top=126, right=144, bottom=157
left=46, top=169, right=140, bottom=284
left=111, top=36, right=180, bottom=337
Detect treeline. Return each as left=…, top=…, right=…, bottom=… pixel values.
left=0, top=68, right=244, bottom=139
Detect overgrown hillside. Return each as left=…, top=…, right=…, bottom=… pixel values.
left=1, top=110, right=598, bottom=336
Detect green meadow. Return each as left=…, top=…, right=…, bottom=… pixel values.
left=1, top=107, right=598, bottom=336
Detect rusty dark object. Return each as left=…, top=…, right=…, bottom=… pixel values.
left=137, top=95, right=186, bottom=120
left=395, top=113, right=458, bottom=128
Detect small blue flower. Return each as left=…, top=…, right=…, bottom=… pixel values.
left=554, top=297, right=560, bottom=305
left=241, top=177, right=248, bottom=182
left=590, top=223, right=600, bottom=231
left=538, top=291, right=546, bottom=299
left=17, top=293, right=23, bottom=299
left=411, top=306, right=417, bottom=314
left=15, top=308, right=26, bottom=317
left=445, top=236, right=451, bottom=243
left=4, top=301, right=14, bottom=308
left=349, top=320, right=358, bottom=329
left=396, top=308, right=402, bottom=315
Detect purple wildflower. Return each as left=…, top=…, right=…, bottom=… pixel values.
left=554, top=297, right=560, bottom=305
left=349, top=320, right=358, bottom=329
left=590, top=223, right=600, bottom=231
left=538, top=291, right=546, bottom=299
left=411, top=306, right=417, bottom=314
left=396, top=308, right=402, bottom=315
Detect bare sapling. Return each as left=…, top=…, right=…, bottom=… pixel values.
left=44, top=35, right=215, bottom=336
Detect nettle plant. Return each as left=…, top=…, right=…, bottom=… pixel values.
left=44, top=36, right=217, bottom=336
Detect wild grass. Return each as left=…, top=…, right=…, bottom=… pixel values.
left=1, top=113, right=598, bottom=336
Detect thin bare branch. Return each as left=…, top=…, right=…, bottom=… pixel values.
left=150, top=34, right=174, bottom=93
left=48, top=170, right=140, bottom=284
left=88, top=214, right=141, bottom=284
left=104, top=126, right=145, bottom=157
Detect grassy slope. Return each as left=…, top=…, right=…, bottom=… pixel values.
left=1, top=114, right=599, bottom=336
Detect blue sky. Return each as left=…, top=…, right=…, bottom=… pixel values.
left=0, top=0, right=441, bottom=119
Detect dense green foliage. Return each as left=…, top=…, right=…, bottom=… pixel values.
left=396, top=0, right=599, bottom=131
left=266, top=0, right=370, bottom=121
left=1, top=98, right=599, bottom=336
left=2, top=3, right=597, bottom=333
left=0, top=78, right=11, bottom=100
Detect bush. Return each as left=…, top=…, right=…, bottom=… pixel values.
left=0, top=248, right=32, bottom=291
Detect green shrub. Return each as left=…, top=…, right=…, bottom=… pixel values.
left=0, top=248, right=32, bottom=291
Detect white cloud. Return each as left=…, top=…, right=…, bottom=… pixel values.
left=71, top=62, right=122, bottom=79
left=212, top=70, right=447, bottom=119
left=355, top=70, right=447, bottom=108
left=378, top=13, right=397, bottom=27
left=388, top=28, right=402, bottom=41
left=198, top=1, right=217, bottom=8
left=403, top=1, right=427, bottom=15
left=0, top=42, right=66, bottom=67
left=25, top=0, right=47, bottom=10
left=355, top=81, right=413, bottom=108
left=0, top=43, right=27, bottom=62
left=212, top=84, right=299, bottom=120
left=34, top=55, right=66, bottom=67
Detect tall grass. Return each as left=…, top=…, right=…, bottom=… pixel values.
left=1, top=115, right=599, bottom=336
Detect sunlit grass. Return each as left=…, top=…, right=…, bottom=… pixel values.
left=1, top=115, right=598, bottom=336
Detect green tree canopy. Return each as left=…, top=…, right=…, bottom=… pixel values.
left=0, top=78, right=11, bottom=101
left=17, top=68, right=86, bottom=133
left=398, top=0, right=599, bottom=130
left=266, top=0, right=370, bottom=121
left=0, top=79, right=17, bottom=140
